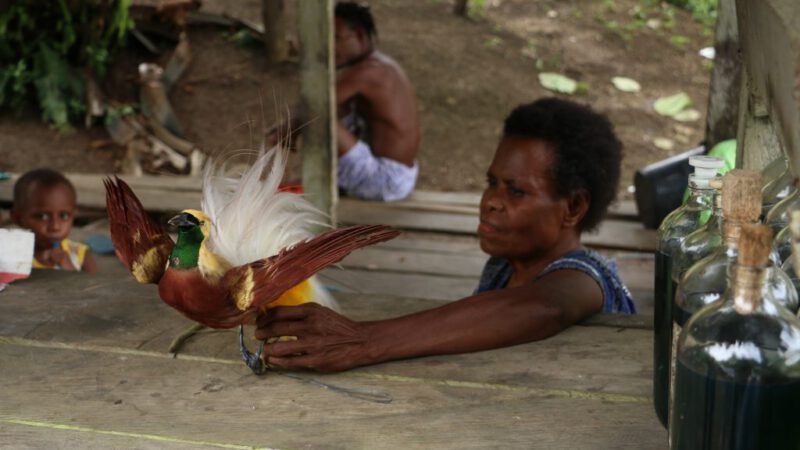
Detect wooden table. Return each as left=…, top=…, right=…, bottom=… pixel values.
left=0, top=266, right=665, bottom=449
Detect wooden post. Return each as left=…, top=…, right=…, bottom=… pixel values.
left=734, top=0, right=800, bottom=174
left=262, top=0, right=289, bottom=63
left=735, top=67, right=784, bottom=172
left=453, top=0, right=469, bottom=16
left=704, top=0, right=741, bottom=149
left=297, top=0, right=337, bottom=227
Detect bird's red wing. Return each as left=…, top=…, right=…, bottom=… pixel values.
left=225, top=225, right=400, bottom=311
left=104, top=176, right=174, bottom=284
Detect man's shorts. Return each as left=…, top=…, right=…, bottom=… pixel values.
left=338, top=140, right=418, bottom=202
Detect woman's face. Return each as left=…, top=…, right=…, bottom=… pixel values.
left=478, top=136, right=572, bottom=260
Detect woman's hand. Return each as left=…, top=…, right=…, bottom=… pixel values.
left=255, top=303, right=374, bottom=372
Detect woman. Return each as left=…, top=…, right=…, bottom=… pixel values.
left=255, top=97, right=636, bottom=372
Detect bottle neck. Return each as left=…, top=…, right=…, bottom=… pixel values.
left=685, top=182, right=715, bottom=209
left=732, top=264, right=769, bottom=314
left=721, top=220, right=741, bottom=251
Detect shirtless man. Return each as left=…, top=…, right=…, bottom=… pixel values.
left=333, top=2, right=420, bottom=202
left=274, top=3, right=420, bottom=201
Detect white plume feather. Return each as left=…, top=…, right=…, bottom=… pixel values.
left=201, top=146, right=327, bottom=267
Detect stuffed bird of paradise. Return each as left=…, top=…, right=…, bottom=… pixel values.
left=104, top=147, right=399, bottom=373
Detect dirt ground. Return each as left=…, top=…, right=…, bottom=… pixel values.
left=0, top=0, right=714, bottom=201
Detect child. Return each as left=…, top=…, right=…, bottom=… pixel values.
left=11, top=169, right=97, bottom=272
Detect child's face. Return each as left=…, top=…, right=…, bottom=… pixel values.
left=12, top=182, right=76, bottom=250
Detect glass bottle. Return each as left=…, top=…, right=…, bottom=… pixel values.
left=652, top=155, right=722, bottom=428
left=774, top=225, right=793, bottom=266
left=670, top=224, right=800, bottom=450
left=675, top=223, right=799, bottom=327
left=761, top=157, right=793, bottom=217
left=670, top=180, right=723, bottom=282
left=764, top=179, right=800, bottom=235
left=664, top=170, right=762, bottom=436
left=782, top=210, right=800, bottom=309
left=781, top=254, right=800, bottom=302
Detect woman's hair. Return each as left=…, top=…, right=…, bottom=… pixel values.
left=13, top=168, right=75, bottom=209
left=335, top=2, right=377, bottom=39
left=503, top=97, right=622, bottom=232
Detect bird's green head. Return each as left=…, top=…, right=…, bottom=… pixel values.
left=167, top=209, right=210, bottom=269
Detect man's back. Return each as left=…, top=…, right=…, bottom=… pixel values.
left=337, top=50, right=420, bottom=167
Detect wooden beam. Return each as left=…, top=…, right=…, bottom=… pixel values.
left=735, top=0, right=800, bottom=174
left=262, top=0, right=289, bottom=63
left=704, top=0, right=741, bottom=149
left=453, top=0, right=469, bottom=16
left=297, top=0, right=337, bottom=227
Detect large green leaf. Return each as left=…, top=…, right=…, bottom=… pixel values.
left=673, top=108, right=701, bottom=122
left=538, top=72, right=577, bottom=94
left=611, top=76, right=641, bottom=93
left=654, top=92, right=693, bottom=117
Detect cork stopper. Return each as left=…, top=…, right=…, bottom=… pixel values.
left=722, top=170, right=762, bottom=222
left=737, top=224, right=773, bottom=267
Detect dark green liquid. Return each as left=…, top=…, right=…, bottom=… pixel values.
left=673, top=302, right=692, bottom=328
left=653, top=250, right=672, bottom=428
left=671, top=354, right=800, bottom=450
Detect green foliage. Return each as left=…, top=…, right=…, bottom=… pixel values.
left=670, top=35, right=691, bottom=48
left=665, top=0, right=718, bottom=27
left=0, top=0, right=134, bottom=128
left=482, top=36, right=502, bottom=49
left=641, top=0, right=717, bottom=28
left=466, top=0, right=488, bottom=19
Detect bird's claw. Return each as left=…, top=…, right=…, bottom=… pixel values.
left=239, top=325, right=267, bottom=375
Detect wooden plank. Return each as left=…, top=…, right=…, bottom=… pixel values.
left=402, top=191, right=638, bottom=220
left=338, top=199, right=478, bottom=232
left=581, top=313, right=651, bottom=329
left=0, top=341, right=666, bottom=449
left=583, top=220, right=656, bottom=253
left=0, top=269, right=655, bottom=396
left=0, top=268, right=665, bottom=447
left=0, top=173, right=201, bottom=212
left=0, top=173, right=652, bottom=251
left=340, top=201, right=655, bottom=251
left=0, top=422, right=206, bottom=450
left=378, top=234, right=483, bottom=256
left=319, top=267, right=475, bottom=301
left=608, top=200, right=639, bottom=220
left=340, top=246, right=486, bottom=278
left=406, top=190, right=481, bottom=206
left=297, top=0, right=337, bottom=227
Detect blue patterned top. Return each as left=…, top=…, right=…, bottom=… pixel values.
left=474, top=249, right=637, bottom=314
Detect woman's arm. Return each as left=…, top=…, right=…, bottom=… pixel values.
left=256, top=269, right=603, bottom=372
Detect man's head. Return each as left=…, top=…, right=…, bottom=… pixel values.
left=11, top=169, right=77, bottom=250
left=478, top=98, right=622, bottom=259
left=334, top=2, right=377, bottom=68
